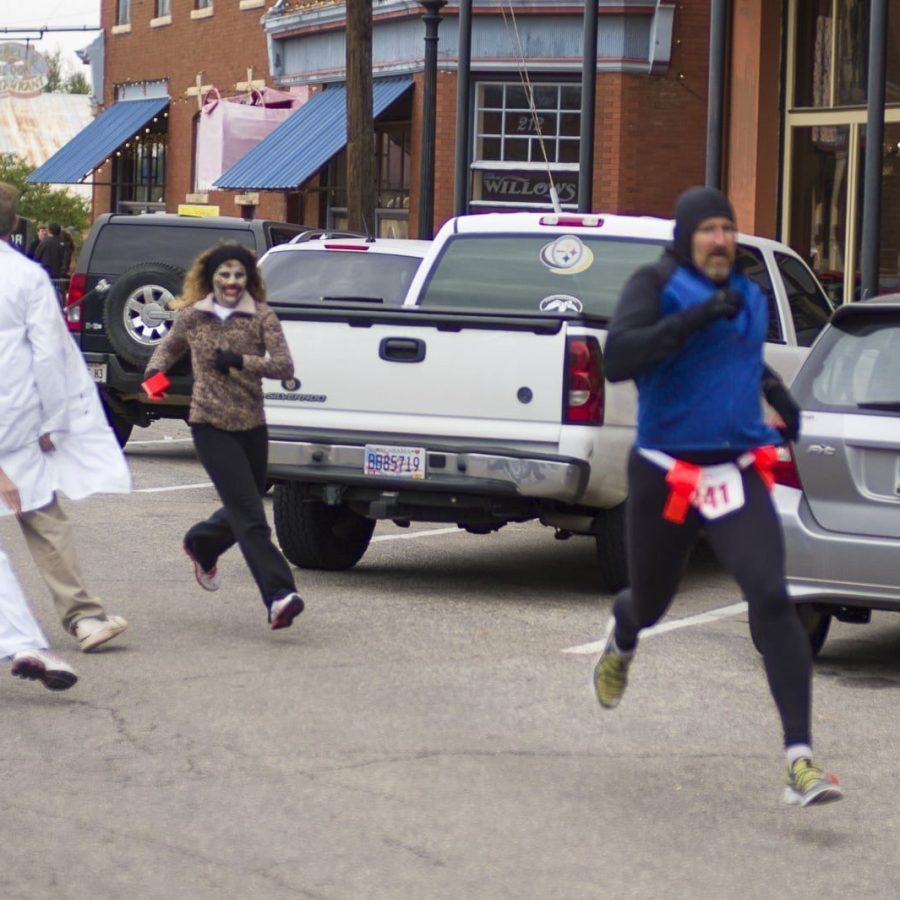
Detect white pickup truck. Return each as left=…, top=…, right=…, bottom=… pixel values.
left=262, top=212, right=834, bottom=591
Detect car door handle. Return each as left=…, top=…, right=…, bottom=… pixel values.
left=379, top=337, right=426, bottom=363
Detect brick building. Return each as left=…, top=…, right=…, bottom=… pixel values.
left=28, top=1, right=900, bottom=303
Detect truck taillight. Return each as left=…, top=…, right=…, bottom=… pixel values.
left=65, top=273, right=85, bottom=333
left=564, top=335, right=604, bottom=425
left=772, top=444, right=803, bottom=489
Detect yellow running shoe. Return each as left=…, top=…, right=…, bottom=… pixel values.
left=592, top=619, right=632, bottom=709
left=783, top=757, right=843, bottom=807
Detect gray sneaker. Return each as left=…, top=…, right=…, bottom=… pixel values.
left=11, top=649, right=78, bottom=691
left=73, top=615, right=128, bottom=652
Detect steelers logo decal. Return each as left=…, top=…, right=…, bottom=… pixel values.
left=539, top=235, right=594, bottom=275
left=539, top=294, right=584, bottom=313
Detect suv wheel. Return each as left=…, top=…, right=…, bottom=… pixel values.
left=103, top=262, right=184, bottom=366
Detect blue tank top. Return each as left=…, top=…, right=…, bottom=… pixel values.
left=635, top=266, right=781, bottom=452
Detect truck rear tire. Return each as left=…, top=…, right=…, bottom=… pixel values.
left=593, top=503, right=629, bottom=593
left=273, top=482, right=375, bottom=570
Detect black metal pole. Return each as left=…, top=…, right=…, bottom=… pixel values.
left=578, top=1, right=599, bottom=212
left=454, top=0, right=472, bottom=216
left=705, top=0, right=727, bottom=189
left=418, top=0, right=446, bottom=239
left=861, top=0, right=889, bottom=301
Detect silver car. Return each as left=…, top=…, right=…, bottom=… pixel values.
left=771, top=296, right=900, bottom=656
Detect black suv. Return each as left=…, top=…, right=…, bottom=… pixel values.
left=67, top=213, right=304, bottom=445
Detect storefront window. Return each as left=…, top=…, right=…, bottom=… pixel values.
left=788, top=124, right=850, bottom=301
left=471, top=81, right=580, bottom=210
left=324, top=122, right=411, bottom=237
left=793, top=0, right=832, bottom=108
left=112, top=118, right=167, bottom=214
left=787, top=1, right=900, bottom=302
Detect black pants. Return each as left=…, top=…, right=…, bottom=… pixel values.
left=613, top=449, right=812, bottom=747
left=187, top=424, right=296, bottom=609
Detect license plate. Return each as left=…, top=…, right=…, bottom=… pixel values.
left=364, top=444, right=426, bottom=479
left=86, top=363, right=107, bottom=384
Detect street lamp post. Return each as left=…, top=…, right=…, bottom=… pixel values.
left=417, top=0, right=446, bottom=239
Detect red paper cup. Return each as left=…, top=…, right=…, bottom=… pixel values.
left=142, top=371, right=171, bottom=398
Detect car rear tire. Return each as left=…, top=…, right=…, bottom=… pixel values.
left=273, top=482, right=375, bottom=570
left=594, top=502, right=629, bottom=593
left=749, top=602, right=832, bottom=658
left=103, top=262, right=184, bottom=367
left=797, top=603, right=831, bottom=657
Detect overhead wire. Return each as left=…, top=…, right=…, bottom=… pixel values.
left=499, top=0, right=562, bottom=212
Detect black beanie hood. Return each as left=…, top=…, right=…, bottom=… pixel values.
left=672, top=186, right=736, bottom=263
left=203, top=242, right=258, bottom=285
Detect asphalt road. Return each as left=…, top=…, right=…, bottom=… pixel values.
left=1, top=421, right=898, bottom=900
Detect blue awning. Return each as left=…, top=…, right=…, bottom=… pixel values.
left=214, top=77, right=412, bottom=191
left=27, top=97, right=169, bottom=184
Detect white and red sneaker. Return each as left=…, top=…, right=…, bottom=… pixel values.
left=269, top=593, right=304, bottom=630
left=184, top=544, right=220, bottom=592
left=11, top=649, right=78, bottom=691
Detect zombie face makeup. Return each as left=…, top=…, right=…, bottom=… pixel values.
left=212, top=259, right=247, bottom=307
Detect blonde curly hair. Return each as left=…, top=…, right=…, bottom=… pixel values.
left=170, top=241, right=267, bottom=310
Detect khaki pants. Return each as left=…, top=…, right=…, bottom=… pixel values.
left=16, top=496, right=105, bottom=633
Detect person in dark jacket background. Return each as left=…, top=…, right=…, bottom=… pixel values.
left=34, top=222, right=65, bottom=281
left=592, top=186, right=842, bottom=807
left=26, top=224, right=47, bottom=260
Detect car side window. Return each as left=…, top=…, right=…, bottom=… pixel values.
left=774, top=252, right=833, bottom=348
left=735, top=245, right=782, bottom=342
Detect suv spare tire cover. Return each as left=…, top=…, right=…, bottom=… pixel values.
left=103, top=261, right=185, bottom=367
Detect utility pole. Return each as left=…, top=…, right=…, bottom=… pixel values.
left=417, top=0, right=446, bottom=239
left=346, top=0, right=375, bottom=236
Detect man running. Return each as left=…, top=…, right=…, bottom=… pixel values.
left=593, top=186, right=842, bottom=807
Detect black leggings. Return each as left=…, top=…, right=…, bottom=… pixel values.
left=187, top=424, right=296, bottom=609
left=613, top=449, right=812, bottom=747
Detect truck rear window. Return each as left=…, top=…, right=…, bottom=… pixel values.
left=261, top=250, right=423, bottom=305
left=417, top=234, right=664, bottom=317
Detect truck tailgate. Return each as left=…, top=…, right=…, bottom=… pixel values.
left=265, top=305, right=569, bottom=446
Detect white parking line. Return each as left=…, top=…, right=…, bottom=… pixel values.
left=562, top=601, right=748, bottom=654
left=135, top=482, right=213, bottom=494
left=126, top=437, right=195, bottom=446
left=371, top=526, right=462, bottom=542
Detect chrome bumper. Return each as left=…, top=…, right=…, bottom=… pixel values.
left=268, top=439, right=587, bottom=501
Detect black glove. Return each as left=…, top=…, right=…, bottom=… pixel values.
left=763, top=373, right=801, bottom=442
left=214, top=349, right=244, bottom=375
left=675, top=287, right=745, bottom=341
left=703, top=287, right=744, bottom=322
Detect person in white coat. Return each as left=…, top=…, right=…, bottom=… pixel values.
left=0, top=182, right=131, bottom=655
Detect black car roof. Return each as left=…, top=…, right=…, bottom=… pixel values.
left=94, top=213, right=285, bottom=229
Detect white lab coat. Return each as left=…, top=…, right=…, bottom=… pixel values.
left=0, top=241, right=131, bottom=517
left=0, top=547, right=47, bottom=657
